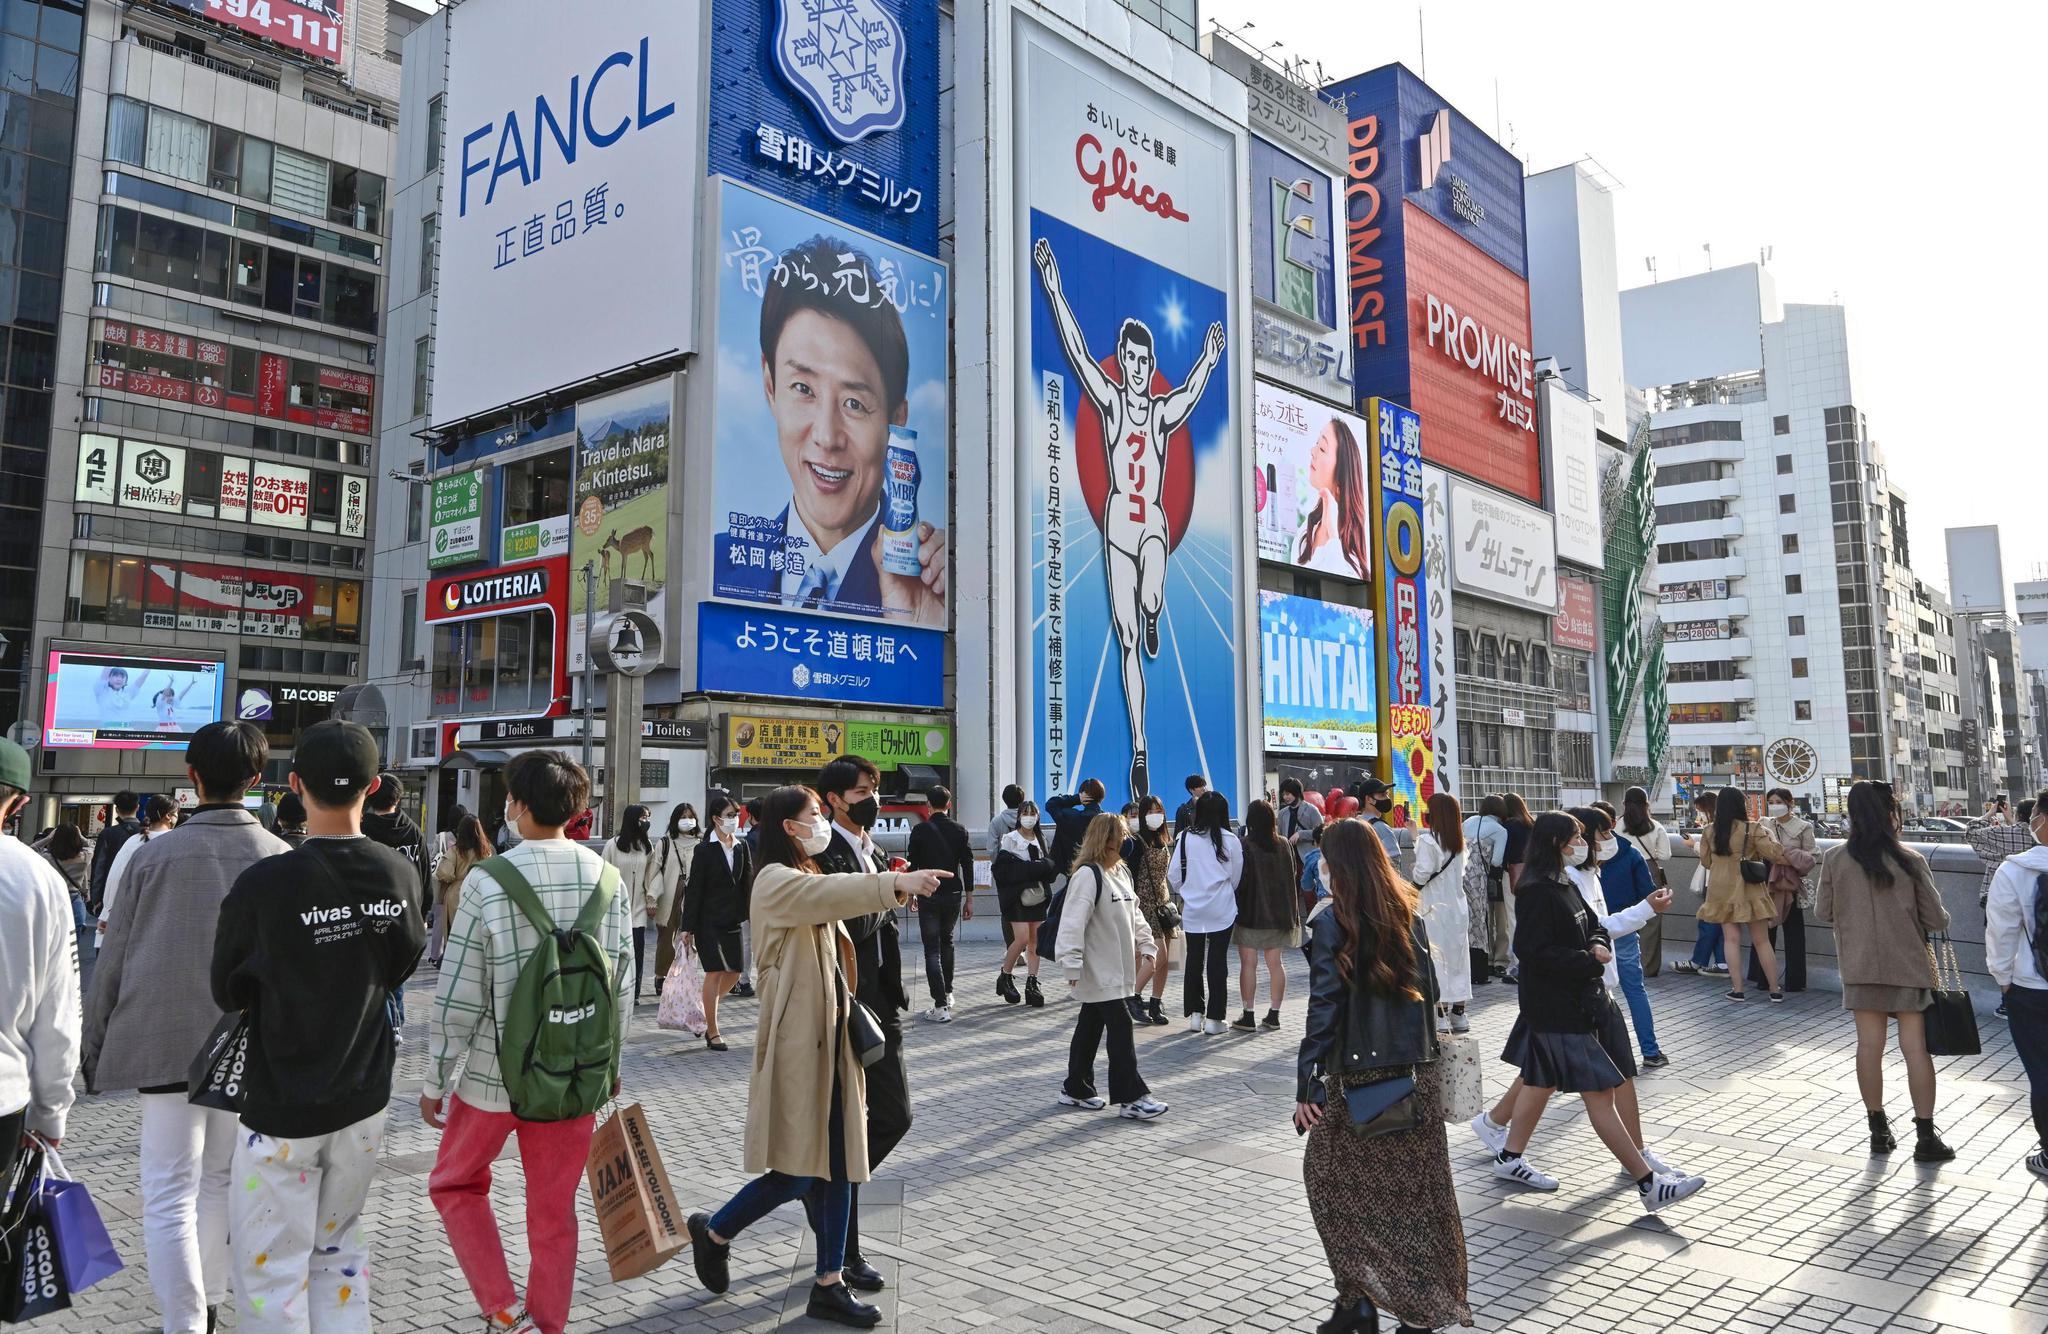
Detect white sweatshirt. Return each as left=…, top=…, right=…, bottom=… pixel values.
left=1567, top=862, right=1656, bottom=992
left=1167, top=828, right=1243, bottom=934
left=0, top=834, right=80, bottom=1139
left=1986, top=842, right=2048, bottom=991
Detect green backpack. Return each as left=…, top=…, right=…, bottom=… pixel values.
left=480, top=855, right=621, bottom=1122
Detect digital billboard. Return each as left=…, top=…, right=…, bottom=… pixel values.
left=1260, top=592, right=1377, bottom=757
left=1015, top=14, right=1243, bottom=806
left=707, top=181, right=950, bottom=634
left=1253, top=381, right=1371, bottom=580
left=1248, top=137, right=1351, bottom=403
left=705, top=0, right=942, bottom=255
left=436, top=0, right=702, bottom=425
left=43, top=651, right=225, bottom=750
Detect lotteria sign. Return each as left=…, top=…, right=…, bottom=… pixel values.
left=426, top=559, right=560, bottom=621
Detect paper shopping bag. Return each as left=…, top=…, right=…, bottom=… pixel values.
left=35, top=1151, right=120, bottom=1294
left=1437, top=1032, right=1485, bottom=1124
left=0, top=1149, right=71, bottom=1324
left=585, top=1103, right=687, bottom=1281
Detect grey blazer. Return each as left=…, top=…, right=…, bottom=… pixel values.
left=82, top=808, right=289, bottom=1092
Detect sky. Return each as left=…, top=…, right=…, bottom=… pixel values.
left=1204, top=0, right=2048, bottom=602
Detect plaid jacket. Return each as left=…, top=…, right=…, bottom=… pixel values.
left=425, top=837, right=634, bottom=1113
left=1970, top=822, right=2036, bottom=906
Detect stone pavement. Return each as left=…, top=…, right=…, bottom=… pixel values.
left=38, top=933, right=2048, bottom=1333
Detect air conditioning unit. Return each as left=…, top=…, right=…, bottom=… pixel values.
left=406, top=722, right=442, bottom=765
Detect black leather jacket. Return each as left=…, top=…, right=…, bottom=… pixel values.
left=1295, top=904, right=1441, bottom=1102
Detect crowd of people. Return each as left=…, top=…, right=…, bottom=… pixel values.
left=2, top=727, right=2043, bottom=1333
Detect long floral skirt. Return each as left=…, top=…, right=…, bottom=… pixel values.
left=1304, top=1061, right=1475, bottom=1328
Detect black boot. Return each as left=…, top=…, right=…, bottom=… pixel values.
left=1145, top=996, right=1165, bottom=1025
left=1470, top=948, right=1493, bottom=984
left=1868, top=1109, right=1895, bottom=1154
left=806, top=1281, right=882, bottom=1328
left=1025, top=976, right=1045, bottom=1008
left=1125, top=994, right=1148, bottom=1023
left=997, top=971, right=1020, bottom=1004
left=1231, top=1008, right=1258, bottom=1030
left=1912, top=1117, right=1956, bottom=1163
left=1317, top=1299, right=1381, bottom=1334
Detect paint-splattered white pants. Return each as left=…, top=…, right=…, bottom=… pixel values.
left=228, top=1110, right=386, bottom=1333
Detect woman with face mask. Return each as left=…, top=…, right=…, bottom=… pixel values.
left=682, top=794, right=754, bottom=1051
left=993, top=800, right=1057, bottom=1006
left=1749, top=789, right=1815, bottom=994
left=650, top=803, right=703, bottom=995
left=1475, top=813, right=1706, bottom=1214
left=601, top=804, right=656, bottom=1000
left=686, top=786, right=949, bottom=1329
left=1121, top=793, right=1176, bottom=1025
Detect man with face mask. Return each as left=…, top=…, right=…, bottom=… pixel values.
left=1984, top=788, right=2048, bottom=1180
left=804, top=754, right=907, bottom=1296
left=1353, top=777, right=1403, bottom=870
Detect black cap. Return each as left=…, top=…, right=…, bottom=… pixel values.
left=292, top=721, right=380, bottom=801
left=1356, top=777, right=1391, bottom=798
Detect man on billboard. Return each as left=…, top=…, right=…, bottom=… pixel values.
left=715, top=236, right=948, bottom=627
left=1033, top=238, right=1226, bottom=799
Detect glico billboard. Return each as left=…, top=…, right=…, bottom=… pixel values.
left=1324, top=64, right=1541, bottom=503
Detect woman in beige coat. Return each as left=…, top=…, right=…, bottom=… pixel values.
left=685, top=785, right=950, bottom=1329
left=1694, top=786, right=1793, bottom=1001
left=1814, top=779, right=1956, bottom=1162
left=1056, top=813, right=1167, bottom=1120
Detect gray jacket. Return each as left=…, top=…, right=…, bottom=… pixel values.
left=83, top=808, right=289, bottom=1092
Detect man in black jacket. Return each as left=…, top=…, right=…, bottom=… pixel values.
left=363, top=772, right=428, bottom=1032
left=806, top=753, right=905, bottom=1295
left=86, top=789, right=140, bottom=912
left=1045, top=778, right=1106, bottom=881
left=907, top=784, right=976, bottom=1023
left=211, top=722, right=425, bottom=1327
left=1173, top=773, right=1208, bottom=834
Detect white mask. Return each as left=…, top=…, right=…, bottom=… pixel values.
left=1019, top=815, right=1038, bottom=829
left=799, top=815, right=833, bottom=855
left=1767, top=803, right=1789, bottom=818
left=679, top=819, right=698, bottom=833
left=1145, top=812, right=1166, bottom=830
left=717, top=815, right=739, bottom=836
left=1596, top=837, right=1619, bottom=863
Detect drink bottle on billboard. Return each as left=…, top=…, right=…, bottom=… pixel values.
left=880, top=426, right=922, bottom=576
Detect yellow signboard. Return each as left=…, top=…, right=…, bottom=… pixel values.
left=725, top=715, right=846, bottom=769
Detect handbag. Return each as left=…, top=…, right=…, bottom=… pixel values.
left=1154, top=899, right=1181, bottom=933
left=1437, top=1031, right=1484, bottom=1123
left=1340, top=1073, right=1424, bottom=1140
left=1922, top=934, right=1981, bottom=1058
left=185, top=1011, right=250, bottom=1113
left=832, top=953, right=888, bottom=1068
left=656, top=945, right=707, bottom=1036
left=1739, top=859, right=1769, bottom=884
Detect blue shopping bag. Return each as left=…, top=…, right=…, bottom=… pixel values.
left=30, top=1151, right=120, bottom=1295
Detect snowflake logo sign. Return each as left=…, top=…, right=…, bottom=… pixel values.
left=773, top=0, right=907, bottom=144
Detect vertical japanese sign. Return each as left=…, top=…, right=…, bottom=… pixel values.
left=570, top=378, right=673, bottom=672
left=429, top=470, right=485, bottom=570
left=1016, top=17, right=1243, bottom=806
left=1367, top=399, right=1431, bottom=821
left=1419, top=463, right=1458, bottom=797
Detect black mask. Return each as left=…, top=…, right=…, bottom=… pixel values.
left=847, top=795, right=880, bottom=830
left=1374, top=797, right=1394, bottom=814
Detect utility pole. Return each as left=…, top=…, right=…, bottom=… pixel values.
left=581, top=559, right=597, bottom=775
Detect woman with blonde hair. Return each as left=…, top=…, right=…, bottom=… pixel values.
left=1056, top=812, right=1169, bottom=1120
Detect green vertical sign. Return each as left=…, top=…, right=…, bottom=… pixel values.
left=429, top=470, right=485, bottom=569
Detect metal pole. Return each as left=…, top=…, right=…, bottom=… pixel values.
left=581, top=560, right=596, bottom=774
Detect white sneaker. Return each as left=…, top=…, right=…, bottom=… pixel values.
left=1449, top=1009, right=1470, bottom=1033
left=1203, top=1018, right=1227, bottom=1036
left=1188, top=1013, right=1206, bottom=1033
left=1119, top=1097, right=1170, bottom=1121
left=1470, top=1111, right=1510, bottom=1157
left=1492, top=1152, right=1559, bottom=1191
left=945, top=992, right=954, bottom=1009
left=922, top=1006, right=952, bottom=1024
left=1641, top=1147, right=1679, bottom=1177
left=1638, top=1171, right=1707, bottom=1213
left=1057, top=1091, right=1107, bottom=1111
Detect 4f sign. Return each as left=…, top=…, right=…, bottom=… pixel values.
left=773, top=0, right=906, bottom=143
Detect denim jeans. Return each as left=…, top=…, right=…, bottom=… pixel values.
left=918, top=895, right=962, bottom=1005
left=1612, top=934, right=1660, bottom=1058
left=1690, top=921, right=1725, bottom=968
left=711, top=1085, right=850, bottom=1277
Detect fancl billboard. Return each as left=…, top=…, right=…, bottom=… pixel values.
left=1326, top=63, right=1541, bottom=503
left=436, top=0, right=704, bottom=424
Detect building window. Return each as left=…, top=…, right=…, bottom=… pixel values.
left=1782, top=534, right=1799, bottom=555
left=1657, top=539, right=1732, bottom=564
left=328, top=166, right=387, bottom=234
left=501, top=449, right=573, bottom=530
left=1788, top=615, right=1805, bottom=636
left=1773, top=415, right=1790, bottom=436
left=412, top=336, right=430, bottom=417
left=419, top=213, right=437, bottom=292
left=425, top=96, right=445, bottom=171
left=1501, top=641, right=1524, bottom=685
left=1475, top=635, right=1499, bottom=680
left=1529, top=645, right=1550, bottom=690
left=1794, top=700, right=1813, bottom=721
left=1454, top=629, right=1472, bottom=676
left=1791, top=658, right=1809, bottom=678
left=1778, top=494, right=1797, bottom=514
left=430, top=610, right=555, bottom=716
left=399, top=590, right=418, bottom=666
left=144, top=106, right=210, bottom=184
left=406, top=469, right=424, bottom=542
left=1785, top=574, right=1803, bottom=594
left=1530, top=729, right=1553, bottom=773
left=1776, top=454, right=1793, bottom=473
left=106, top=95, right=147, bottom=166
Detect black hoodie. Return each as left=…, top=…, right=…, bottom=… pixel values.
left=362, top=807, right=428, bottom=913
left=211, top=837, right=426, bottom=1137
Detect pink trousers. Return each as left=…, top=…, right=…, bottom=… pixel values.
left=428, top=1096, right=595, bottom=1334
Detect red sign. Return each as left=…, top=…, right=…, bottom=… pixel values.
left=256, top=353, right=289, bottom=419
left=165, top=0, right=346, bottom=64
left=318, top=367, right=374, bottom=397
left=1553, top=574, right=1597, bottom=652
left=140, top=560, right=315, bottom=638
left=97, top=320, right=374, bottom=433
left=1402, top=205, right=1541, bottom=501
left=423, top=557, right=570, bottom=720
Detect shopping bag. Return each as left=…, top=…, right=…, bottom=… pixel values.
left=185, top=1011, right=250, bottom=1113
left=34, top=1152, right=119, bottom=1294
left=0, top=1148, right=70, bottom=1323
left=655, top=948, right=706, bottom=1036
left=1165, top=930, right=1186, bottom=973
left=1923, top=936, right=1981, bottom=1058
left=585, top=1102, right=687, bottom=1282
left=1437, top=1032, right=1484, bottom=1124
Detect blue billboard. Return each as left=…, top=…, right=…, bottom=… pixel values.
left=1320, top=63, right=1527, bottom=278
left=697, top=600, right=944, bottom=708
left=706, top=0, right=942, bottom=254
left=1260, top=591, right=1378, bottom=757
